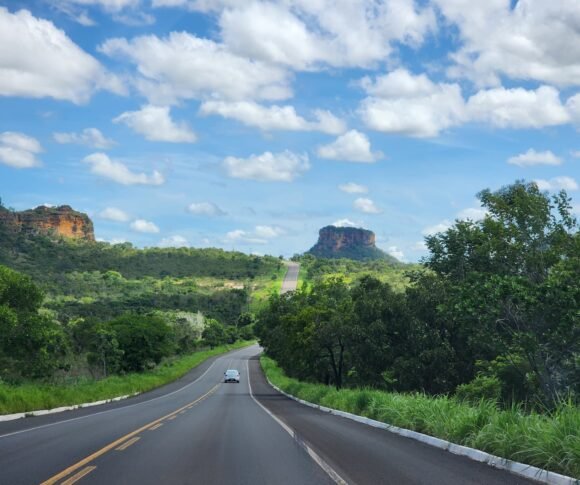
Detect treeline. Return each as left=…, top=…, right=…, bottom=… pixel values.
left=257, top=182, right=579, bottom=407
left=0, top=265, right=254, bottom=382
left=0, top=232, right=281, bottom=282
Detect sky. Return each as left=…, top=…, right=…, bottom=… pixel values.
left=0, top=0, right=579, bottom=261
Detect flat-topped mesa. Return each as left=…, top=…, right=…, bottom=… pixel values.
left=0, top=204, right=95, bottom=241
left=307, top=225, right=394, bottom=261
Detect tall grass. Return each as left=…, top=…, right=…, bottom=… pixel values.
left=261, top=356, right=580, bottom=478
left=0, top=341, right=253, bottom=415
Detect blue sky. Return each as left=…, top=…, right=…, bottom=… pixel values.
left=0, top=0, right=579, bottom=261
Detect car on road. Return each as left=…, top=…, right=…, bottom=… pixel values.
left=224, top=369, right=240, bottom=383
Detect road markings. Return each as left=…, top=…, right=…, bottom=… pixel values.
left=246, top=359, right=348, bottom=485
left=149, top=422, right=165, bottom=430
left=0, top=345, right=254, bottom=441
left=40, top=384, right=219, bottom=485
left=167, top=416, right=177, bottom=421
left=60, top=466, right=96, bottom=485
left=115, top=437, right=140, bottom=451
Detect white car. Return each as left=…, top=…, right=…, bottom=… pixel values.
left=224, top=369, right=240, bottom=383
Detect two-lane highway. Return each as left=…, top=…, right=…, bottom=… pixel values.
left=0, top=343, right=537, bottom=484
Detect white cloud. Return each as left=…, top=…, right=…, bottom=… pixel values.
left=114, top=105, right=196, bottom=143
left=99, top=32, right=291, bottom=104
left=98, top=207, right=130, bottom=222
left=412, top=241, right=428, bottom=251
left=130, top=219, right=160, bottom=233
left=507, top=149, right=562, bottom=167
left=422, top=220, right=452, bottom=236
left=434, top=0, right=580, bottom=87
left=218, top=1, right=435, bottom=70
left=353, top=197, right=382, bottom=214
left=317, top=130, right=382, bottom=162
left=338, top=183, right=368, bottom=194
left=359, top=69, right=466, bottom=137
left=200, top=101, right=346, bottom=135
left=534, top=176, right=578, bottom=192
left=332, top=218, right=363, bottom=228
left=387, top=246, right=405, bottom=261
left=158, top=235, right=189, bottom=247
left=223, top=151, right=310, bottom=182
left=254, top=225, right=284, bottom=238
left=0, top=131, right=42, bottom=168
left=567, top=93, right=580, bottom=129
left=467, top=86, right=570, bottom=129
left=457, top=207, right=488, bottom=221
left=187, top=202, right=226, bottom=216
left=54, top=128, right=115, bottom=149
left=83, top=153, right=164, bottom=186
left=571, top=150, right=580, bottom=158
left=0, top=8, right=123, bottom=104
left=224, top=229, right=267, bottom=245
left=57, top=0, right=140, bottom=12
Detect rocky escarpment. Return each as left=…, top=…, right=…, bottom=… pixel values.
left=0, top=204, right=95, bottom=241
left=307, top=225, right=394, bottom=261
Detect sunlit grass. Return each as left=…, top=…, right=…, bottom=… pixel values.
left=261, top=356, right=580, bottom=478
left=0, top=341, right=254, bottom=415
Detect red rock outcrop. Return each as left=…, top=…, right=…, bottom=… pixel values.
left=0, top=205, right=95, bottom=241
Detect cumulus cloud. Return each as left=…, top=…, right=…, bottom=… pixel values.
left=412, top=241, right=428, bottom=251
left=99, top=32, right=291, bottom=104
left=114, top=105, right=196, bottom=143
left=200, top=101, right=346, bottom=134
left=332, top=218, right=363, bottom=228
left=83, top=153, right=164, bottom=185
left=387, top=246, right=405, bottom=261
left=54, top=128, right=115, bottom=149
left=353, top=197, right=382, bottom=214
left=508, top=149, right=562, bottom=167
left=534, top=176, right=578, bottom=192
left=224, top=225, right=284, bottom=245
left=130, top=219, right=160, bottom=233
left=434, top=0, right=580, bottom=87
left=0, top=8, right=124, bottom=104
left=571, top=150, right=580, bottom=158
left=187, top=202, right=226, bottom=216
left=457, top=207, right=488, bottom=221
left=422, top=220, right=452, bottom=236
left=98, top=207, right=130, bottom=222
left=158, top=235, right=189, bottom=247
left=467, top=86, right=570, bottom=129
left=218, top=0, right=435, bottom=70
left=359, top=69, right=466, bottom=137
left=0, top=132, right=42, bottom=168
left=317, top=130, right=382, bottom=162
left=254, top=225, right=284, bottom=238
left=338, top=183, right=368, bottom=194
left=223, top=151, right=309, bottom=182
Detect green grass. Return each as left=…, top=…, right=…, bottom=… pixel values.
left=261, top=356, right=580, bottom=478
left=0, top=341, right=254, bottom=415
left=249, top=264, right=287, bottom=311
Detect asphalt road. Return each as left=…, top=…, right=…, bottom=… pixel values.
left=0, top=344, right=536, bottom=485
left=280, top=262, right=300, bottom=294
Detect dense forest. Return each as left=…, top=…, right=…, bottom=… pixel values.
left=257, top=181, right=579, bottom=408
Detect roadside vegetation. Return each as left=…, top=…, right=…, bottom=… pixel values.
left=257, top=181, right=579, bottom=476
left=262, top=356, right=579, bottom=478
left=0, top=341, right=253, bottom=414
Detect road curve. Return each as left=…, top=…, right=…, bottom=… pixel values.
left=1, top=341, right=537, bottom=484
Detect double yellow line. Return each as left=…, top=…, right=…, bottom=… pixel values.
left=41, top=383, right=219, bottom=485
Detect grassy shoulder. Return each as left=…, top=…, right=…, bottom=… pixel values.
left=261, top=355, right=579, bottom=478
left=0, top=341, right=254, bottom=415
left=249, top=263, right=287, bottom=311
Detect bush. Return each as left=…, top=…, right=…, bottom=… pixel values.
left=456, top=375, right=502, bottom=404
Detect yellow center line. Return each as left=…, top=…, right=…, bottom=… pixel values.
left=60, top=466, right=96, bottom=485
left=41, top=384, right=219, bottom=485
left=167, top=415, right=177, bottom=421
left=149, top=423, right=164, bottom=430
left=115, top=437, right=140, bottom=451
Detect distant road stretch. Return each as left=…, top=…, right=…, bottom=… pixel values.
left=0, top=343, right=535, bottom=484
left=280, top=262, right=299, bottom=294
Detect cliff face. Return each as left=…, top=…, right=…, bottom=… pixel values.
left=0, top=205, right=95, bottom=241
left=307, top=225, right=393, bottom=261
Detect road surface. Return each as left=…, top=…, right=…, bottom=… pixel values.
left=280, top=262, right=300, bottom=294
left=0, top=343, right=536, bottom=484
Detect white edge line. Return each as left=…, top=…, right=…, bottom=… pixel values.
left=246, top=359, right=348, bottom=485
left=264, top=376, right=579, bottom=485
left=0, top=346, right=253, bottom=439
